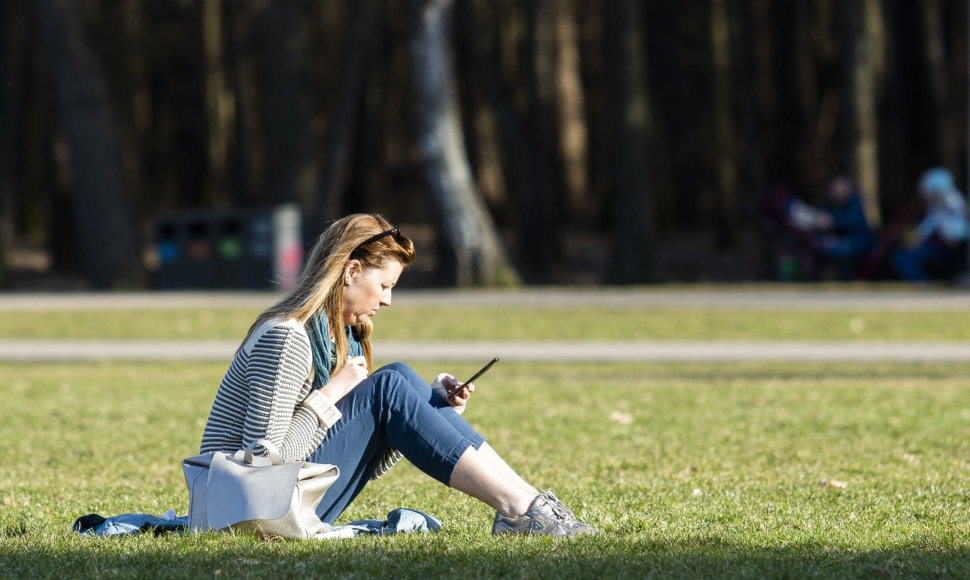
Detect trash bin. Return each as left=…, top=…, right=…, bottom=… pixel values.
left=154, top=204, right=302, bottom=290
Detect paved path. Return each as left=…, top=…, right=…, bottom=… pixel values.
left=0, top=339, right=966, bottom=363
left=0, top=288, right=966, bottom=362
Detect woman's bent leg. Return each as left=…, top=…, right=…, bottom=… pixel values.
left=376, top=363, right=595, bottom=536
left=477, top=442, right=539, bottom=500
left=310, top=364, right=485, bottom=523
left=448, top=447, right=536, bottom=517
left=378, top=363, right=539, bottom=515
left=379, top=361, right=483, bottom=440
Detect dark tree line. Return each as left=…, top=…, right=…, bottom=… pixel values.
left=0, top=0, right=966, bottom=288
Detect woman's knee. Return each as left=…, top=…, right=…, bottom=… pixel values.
left=377, top=361, right=413, bottom=378
left=375, top=362, right=432, bottom=396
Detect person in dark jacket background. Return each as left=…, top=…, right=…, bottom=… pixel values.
left=759, top=174, right=875, bottom=280
left=814, top=174, right=875, bottom=279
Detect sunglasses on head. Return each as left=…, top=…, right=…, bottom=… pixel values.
left=355, top=227, right=401, bottom=250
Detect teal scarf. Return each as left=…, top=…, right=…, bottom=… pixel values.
left=306, top=311, right=364, bottom=388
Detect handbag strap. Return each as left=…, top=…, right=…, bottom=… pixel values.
left=244, top=438, right=283, bottom=465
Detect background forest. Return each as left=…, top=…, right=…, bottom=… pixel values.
left=0, top=0, right=967, bottom=289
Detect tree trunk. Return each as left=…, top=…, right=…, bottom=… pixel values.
left=647, top=2, right=698, bottom=226
left=117, top=0, right=151, bottom=222
left=203, top=0, right=232, bottom=207
left=345, top=0, right=388, bottom=217
left=315, top=0, right=378, bottom=227
left=551, top=0, right=588, bottom=216
left=455, top=0, right=508, bottom=210
left=922, top=0, right=957, bottom=170
left=522, top=0, right=563, bottom=281
left=710, top=0, right=739, bottom=247
left=793, top=0, right=824, bottom=194
left=260, top=1, right=316, bottom=214
left=0, top=0, right=28, bottom=285
left=464, top=0, right=533, bottom=225
left=844, top=0, right=883, bottom=227
left=733, top=1, right=767, bottom=206
left=35, top=0, right=138, bottom=288
left=877, top=0, right=912, bottom=209
left=603, top=0, right=657, bottom=283
left=23, top=16, right=61, bottom=267
left=518, top=0, right=588, bottom=281
left=407, top=0, right=519, bottom=287
left=576, top=0, right=608, bottom=224
left=226, top=2, right=265, bottom=206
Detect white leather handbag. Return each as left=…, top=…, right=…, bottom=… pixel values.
left=182, top=439, right=340, bottom=539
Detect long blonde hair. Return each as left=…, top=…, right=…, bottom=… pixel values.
left=245, top=214, right=415, bottom=373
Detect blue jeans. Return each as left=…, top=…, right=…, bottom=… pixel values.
left=309, top=362, right=486, bottom=524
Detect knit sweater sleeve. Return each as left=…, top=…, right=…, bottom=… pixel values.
left=242, top=322, right=335, bottom=461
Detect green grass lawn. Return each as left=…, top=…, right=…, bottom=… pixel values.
left=2, top=306, right=969, bottom=341
left=2, top=359, right=968, bottom=578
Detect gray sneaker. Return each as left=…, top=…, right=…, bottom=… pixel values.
left=492, top=490, right=595, bottom=537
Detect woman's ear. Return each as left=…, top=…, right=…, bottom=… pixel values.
left=344, top=259, right=362, bottom=285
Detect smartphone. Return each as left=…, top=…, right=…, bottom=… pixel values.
left=449, top=357, right=499, bottom=399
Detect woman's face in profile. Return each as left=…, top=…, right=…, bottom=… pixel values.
left=342, top=259, right=404, bottom=327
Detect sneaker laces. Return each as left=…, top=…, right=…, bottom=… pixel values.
left=538, top=491, right=577, bottom=522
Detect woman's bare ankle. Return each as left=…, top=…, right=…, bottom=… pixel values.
left=502, top=492, right=539, bottom=518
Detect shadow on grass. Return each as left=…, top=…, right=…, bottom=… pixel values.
left=1, top=536, right=967, bottom=579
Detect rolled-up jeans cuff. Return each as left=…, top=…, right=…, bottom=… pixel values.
left=467, top=432, right=486, bottom=451
left=438, top=440, right=474, bottom=486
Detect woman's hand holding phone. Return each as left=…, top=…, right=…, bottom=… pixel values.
left=443, top=357, right=499, bottom=413
left=442, top=374, right=474, bottom=412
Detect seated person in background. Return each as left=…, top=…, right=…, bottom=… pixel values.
left=814, top=174, right=875, bottom=279
left=893, top=167, right=970, bottom=281
left=760, top=175, right=874, bottom=280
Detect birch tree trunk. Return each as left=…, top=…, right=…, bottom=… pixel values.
left=35, top=0, right=138, bottom=288
left=408, top=0, right=519, bottom=287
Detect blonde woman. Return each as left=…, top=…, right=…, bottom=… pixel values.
left=199, top=214, right=593, bottom=536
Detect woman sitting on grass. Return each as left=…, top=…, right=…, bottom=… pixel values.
left=199, top=213, right=594, bottom=537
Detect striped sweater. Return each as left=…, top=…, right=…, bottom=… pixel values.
left=199, top=317, right=401, bottom=479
